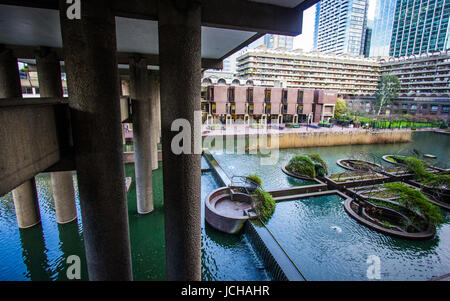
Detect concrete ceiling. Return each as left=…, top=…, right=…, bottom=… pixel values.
left=0, top=4, right=257, bottom=61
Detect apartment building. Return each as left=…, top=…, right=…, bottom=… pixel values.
left=201, top=83, right=337, bottom=124
left=380, top=50, right=450, bottom=97
left=314, top=0, right=369, bottom=56
left=236, top=47, right=380, bottom=97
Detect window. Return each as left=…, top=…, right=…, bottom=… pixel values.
left=227, top=87, right=235, bottom=102
left=247, top=88, right=253, bottom=103
left=282, top=89, right=288, bottom=103
left=264, top=88, right=271, bottom=102
left=297, top=90, right=303, bottom=103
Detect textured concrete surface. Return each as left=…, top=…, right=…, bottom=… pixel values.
left=130, top=56, right=154, bottom=214
left=158, top=0, right=202, bottom=281
left=59, top=0, right=132, bottom=280
left=36, top=48, right=77, bottom=224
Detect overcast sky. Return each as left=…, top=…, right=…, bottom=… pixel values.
left=293, top=0, right=377, bottom=51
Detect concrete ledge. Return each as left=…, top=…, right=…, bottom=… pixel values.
left=0, top=104, right=60, bottom=196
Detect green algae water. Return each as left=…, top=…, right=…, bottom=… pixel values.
left=0, top=131, right=449, bottom=280
left=0, top=160, right=268, bottom=280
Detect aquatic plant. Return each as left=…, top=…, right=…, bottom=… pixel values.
left=308, top=153, right=328, bottom=176
left=246, top=174, right=262, bottom=187
left=396, top=156, right=450, bottom=187
left=286, top=155, right=316, bottom=178
left=383, top=182, right=443, bottom=226
left=251, top=188, right=276, bottom=223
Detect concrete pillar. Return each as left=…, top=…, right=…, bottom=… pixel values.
left=158, top=0, right=202, bottom=281
left=149, top=71, right=159, bottom=170
left=130, top=56, right=154, bottom=214
left=0, top=47, right=41, bottom=229
left=59, top=0, right=132, bottom=280
left=36, top=48, right=77, bottom=224
left=12, top=179, right=41, bottom=228
left=50, top=172, right=77, bottom=223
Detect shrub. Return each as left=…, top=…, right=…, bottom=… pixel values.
left=384, top=182, right=443, bottom=226
left=251, top=188, right=276, bottom=223
left=308, top=153, right=328, bottom=175
left=286, top=155, right=316, bottom=178
left=398, top=156, right=450, bottom=187
left=247, top=174, right=262, bottom=187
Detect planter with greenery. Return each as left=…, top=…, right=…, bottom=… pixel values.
left=283, top=153, right=328, bottom=179
left=344, top=182, right=440, bottom=239
left=251, top=188, right=276, bottom=225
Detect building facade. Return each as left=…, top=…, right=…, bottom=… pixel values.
left=347, top=50, right=450, bottom=120
left=314, top=0, right=369, bottom=56
left=390, top=0, right=450, bottom=57
left=236, top=47, right=380, bottom=97
left=263, top=34, right=294, bottom=50
left=380, top=50, right=450, bottom=97
left=370, top=0, right=397, bottom=57
left=201, top=83, right=337, bottom=124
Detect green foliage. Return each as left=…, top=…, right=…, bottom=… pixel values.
left=334, top=98, right=349, bottom=119
left=286, top=155, right=316, bottom=178
left=375, top=75, right=400, bottom=115
left=247, top=174, right=262, bottom=187
left=307, top=153, right=328, bottom=176
left=286, top=154, right=329, bottom=178
left=251, top=188, right=276, bottom=223
left=383, top=182, right=443, bottom=226
left=397, top=156, right=450, bottom=187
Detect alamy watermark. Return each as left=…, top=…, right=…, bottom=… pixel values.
left=366, top=255, right=381, bottom=280
left=66, top=255, right=81, bottom=280
left=170, top=111, right=280, bottom=165
left=66, top=0, right=81, bottom=20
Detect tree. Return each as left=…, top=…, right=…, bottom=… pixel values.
left=333, top=98, right=349, bottom=119
left=375, top=75, right=400, bottom=115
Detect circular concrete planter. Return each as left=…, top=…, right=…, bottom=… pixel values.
left=343, top=198, right=435, bottom=240
left=205, top=186, right=257, bottom=234
left=281, top=165, right=316, bottom=181
left=336, top=158, right=382, bottom=171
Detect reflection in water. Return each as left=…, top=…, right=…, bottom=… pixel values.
left=0, top=132, right=448, bottom=281
left=55, top=222, right=88, bottom=280
left=19, top=226, right=52, bottom=281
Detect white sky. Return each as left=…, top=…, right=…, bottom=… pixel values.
left=293, top=0, right=376, bottom=51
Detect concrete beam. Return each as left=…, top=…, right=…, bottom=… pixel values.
left=0, top=98, right=61, bottom=196
left=0, top=0, right=307, bottom=35
left=5, top=45, right=223, bottom=69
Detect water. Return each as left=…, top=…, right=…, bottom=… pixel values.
left=212, top=132, right=450, bottom=280
left=0, top=131, right=449, bottom=280
left=266, top=195, right=450, bottom=280
left=0, top=162, right=268, bottom=280
left=0, top=173, right=88, bottom=281
left=201, top=172, right=269, bottom=281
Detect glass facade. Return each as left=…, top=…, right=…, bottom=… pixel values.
left=370, top=0, right=397, bottom=57
left=390, top=0, right=450, bottom=57
left=263, top=34, right=294, bottom=50
left=314, top=0, right=369, bottom=56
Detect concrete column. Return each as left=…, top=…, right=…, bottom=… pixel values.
left=50, top=172, right=77, bottom=223
left=130, top=56, right=153, bottom=214
left=12, top=179, right=41, bottom=228
left=0, top=47, right=41, bottom=229
left=36, top=48, right=77, bottom=224
left=59, top=0, right=132, bottom=280
left=158, top=0, right=202, bottom=281
left=149, top=71, right=159, bottom=170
